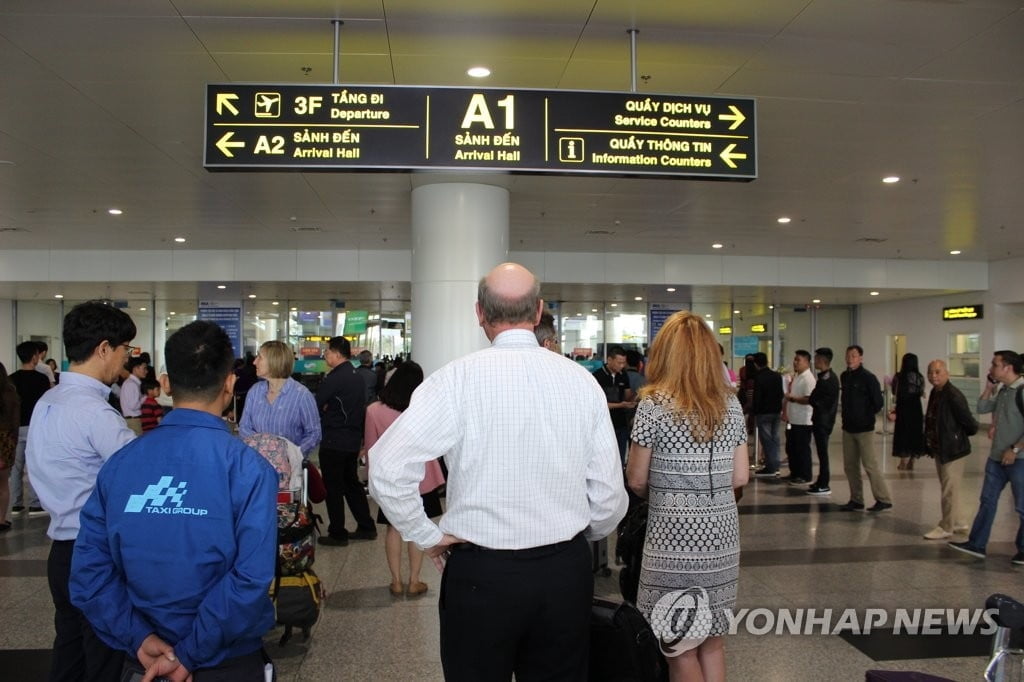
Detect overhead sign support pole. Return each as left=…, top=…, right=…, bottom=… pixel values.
left=628, top=29, right=639, bottom=93
left=332, top=20, right=344, bottom=85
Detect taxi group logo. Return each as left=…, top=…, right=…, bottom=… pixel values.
left=123, top=476, right=206, bottom=516
left=650, top=586, right=713, bottom=657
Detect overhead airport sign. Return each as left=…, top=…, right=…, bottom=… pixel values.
left=942, top=305, right=983, bottom=320
left=204, top=84, right=756, bottom=180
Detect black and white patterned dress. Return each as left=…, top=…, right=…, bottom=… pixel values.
left=631, top=392, right=746, bottom=640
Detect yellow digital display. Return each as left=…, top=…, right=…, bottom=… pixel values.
left=942, top=305, right=983, bottom=321
left=719, top=326, right=732, bottom=335
left=750, top=323, right=767, bottom=333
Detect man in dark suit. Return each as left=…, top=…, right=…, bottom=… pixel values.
left=316, top=336, right=375, bottom=546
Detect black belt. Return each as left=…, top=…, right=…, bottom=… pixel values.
left=451, top=532, right=583, bottom=559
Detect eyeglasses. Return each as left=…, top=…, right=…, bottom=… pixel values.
left=121, top=344, right=140, bottom=355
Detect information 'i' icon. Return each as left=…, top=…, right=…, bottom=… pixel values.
left=559, top=137, right=584, bottom=163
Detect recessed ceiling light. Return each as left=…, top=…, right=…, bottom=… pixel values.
left=777, top=217, right=791, bottom=224
left=108, top=208, right=123, bottom=216
left=666, top=287, right=676, bottom=292
left=139, top=307, right=147, bottom=311
left=174, top=237, right=186, bottom=243
left=54, top=294, right=63, bottom=299
left=769, top=305, right=774, bottom=310
left=467, top=66, right=491, bottom=78
left=248, top=294, right=256, bottom=299
left=812, top=299, right=821, bottom=304
left=634, top=296, right=643, bottom=301
left=216, top=285, right=226, bottom=289
left=883, top=176, right=900, bottom=184
left=869, top=291, right=880, bottom=296
left=591, top=308, right=597, bottom=312
left=733, top=310, right=740, bottom=314
left=290, top=307, right=297, bottom=311
left=949, top=250, right=961, bottom=255
left=272, top=301, right=279, bottom=306
left=712, top=243, right=724, bottom=249
left=611, top=303, right=618, bottom=307
left=169, top=311, right=176, bottom=315
left=705, top=314, right=712, bottom=318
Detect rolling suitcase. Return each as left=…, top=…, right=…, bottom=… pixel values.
left=589, top=598, right=668, bottom=681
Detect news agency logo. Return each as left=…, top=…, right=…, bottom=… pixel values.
left=650, top=587, right=713, bottom=656
left=124, top=476, right=208, bottom=516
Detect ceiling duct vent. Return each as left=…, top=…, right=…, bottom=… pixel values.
left=585, top=229, right=615, bottom=235
left=855, top=237, right=888, bottom=244
left=289, top=226, right=322, bottom=233
left=0, top=226, right=27, bottom=233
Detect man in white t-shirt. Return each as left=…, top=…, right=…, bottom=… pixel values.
left=784, top=349, right=817, bottom=486
left=35, top=340, right=56, bottom=386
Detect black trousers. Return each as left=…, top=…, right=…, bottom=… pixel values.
left=440, top=533, right=593, bottom=682
left=318, top=447, right=374, bottom=538
left=786, top=424, right=814, bottom=481
left=812, top=423, right=833, bottom=487
left=47, top=540, right=124, bottom=682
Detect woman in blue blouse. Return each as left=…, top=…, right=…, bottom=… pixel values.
left=238, top=341, right=320, bottom=457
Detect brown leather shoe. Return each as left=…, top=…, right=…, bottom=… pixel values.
left=407, top=581, right=428, bottom=596
left=389, top=581, right=404, bottom=597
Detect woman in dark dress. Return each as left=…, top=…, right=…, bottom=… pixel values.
left=891, top=353, right=926, bottom=470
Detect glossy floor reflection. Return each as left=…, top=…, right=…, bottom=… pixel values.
left=2, top=430, right=1022, bottom=681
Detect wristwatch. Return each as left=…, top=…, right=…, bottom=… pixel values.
left=1013, top=446, right=1021, bottom=455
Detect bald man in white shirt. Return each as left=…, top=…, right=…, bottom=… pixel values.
left=370, top=262, right=628, bottom=682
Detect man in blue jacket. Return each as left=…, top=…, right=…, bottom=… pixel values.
left=70, top=321, right=279, bottom=681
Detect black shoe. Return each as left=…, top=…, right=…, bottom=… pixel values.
left=787, top=477, right=809, bottom=487
left=28, top=506, right=48, bottom=517
left=838, top=501, right=865, bottom=511
left=1011, top=552, right=1024, bottom=566
left=350, top=528, right=378, bottom=541
left=867, top=501, right=893, bottom=513
left=318, top=535, right=349, bottom=547
left=11, top=505, right=24, bottom=513
left=806, top=485, right=831, bottom=496
left=947, top=541, right=985, bottom=559
left=754, top=468, right=779, bottom=478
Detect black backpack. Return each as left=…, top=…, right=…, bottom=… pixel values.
left=616, top=501, right=648, bottom=604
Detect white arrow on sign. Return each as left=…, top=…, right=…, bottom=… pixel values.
left=719, top=143, right=747, bottom=169
left=216, top=132, right=245, bottom=157
left=718, top=105, right=745, bottom=130
left=216, top=93, right=239, bottom=116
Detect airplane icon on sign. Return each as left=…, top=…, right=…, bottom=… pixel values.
left=254, top=92, right=281, bottom=118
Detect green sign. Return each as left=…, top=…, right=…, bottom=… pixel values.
left=205, top=84, right=756, bottom=180
left=343, top=310, right=369, bottom=335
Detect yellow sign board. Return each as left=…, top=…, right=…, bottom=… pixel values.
left=719, top=326, right=732, bottom=335
left=750, top=323, right=767, bottom=333
left=942, top=305, right=983, bottom=321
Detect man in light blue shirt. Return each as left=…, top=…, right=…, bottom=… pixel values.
left=27, top=301, right=137, bottom=682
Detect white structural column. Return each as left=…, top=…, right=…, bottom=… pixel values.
left=411, top=182, right=509, bottom=376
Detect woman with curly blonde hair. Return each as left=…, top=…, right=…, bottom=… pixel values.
left=626, top=311, right=749, bottom=682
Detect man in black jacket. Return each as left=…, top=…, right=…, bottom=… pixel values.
left=752, top=352, right=785, bottom=477
left=922, top=359, right=978, bottom=540
left=316, top=336, right=375, bottom=545
left=839, top=345, right=891, bottom=512
left=804, top=347, right=839, bottom=496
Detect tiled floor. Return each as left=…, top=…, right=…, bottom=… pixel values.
left=2, top=430, right=1022, bottom=681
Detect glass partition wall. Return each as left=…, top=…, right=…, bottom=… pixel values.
left=12, top=295, right=854, bottom=375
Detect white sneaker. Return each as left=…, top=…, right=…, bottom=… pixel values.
left=923, top=526, right=952, bottom=540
